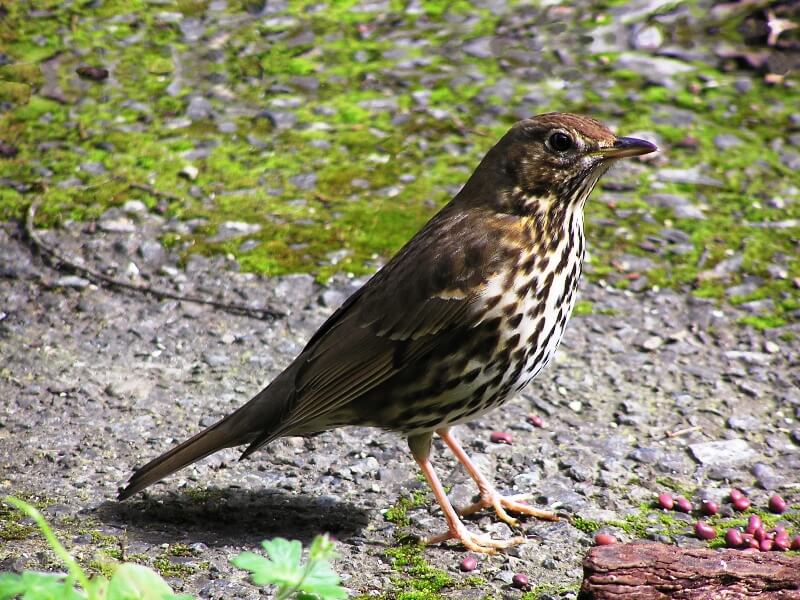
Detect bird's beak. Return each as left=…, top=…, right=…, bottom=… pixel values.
left=599, top=136, right=658, bottom=159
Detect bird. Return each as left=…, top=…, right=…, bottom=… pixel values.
left=118, top=112, right=656, bottom=553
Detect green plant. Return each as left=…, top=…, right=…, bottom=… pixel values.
left=0, top=497, right=347, bottom=600
left=0, top=496, right=192, bottom=600
left=232, top=536, right=347, bottom=600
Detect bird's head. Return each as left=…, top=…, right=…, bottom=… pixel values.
left=464, top=112, right=657, bottom=214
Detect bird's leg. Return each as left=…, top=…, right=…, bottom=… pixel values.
left=408, top=433, right=524, bottom=554
left=436, top=428, right=558, bottom=526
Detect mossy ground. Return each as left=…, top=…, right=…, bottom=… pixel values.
left=1, top=0, right=797, bottom=327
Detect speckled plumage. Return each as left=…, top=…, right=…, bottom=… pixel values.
left=119, top=113, right=656, bottom=552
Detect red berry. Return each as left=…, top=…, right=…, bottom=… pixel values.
left=759, top=539, right=773, bottom=552
left=700, top=500, right=718, bottom=516
left=459, top=556, right=478, bottom=572
left=724, top=528, right=743, bottom=547
left=490, top=431, right=512, bottom=445
left=594, top=533, right=616, bottom=546
left=675, top=496, right=692, bottom=513
left=694, top=521, right=716, bottom=540
left=745, top=515, right=763, bottom=534
left=511, top=573, right=529, bottom=590
left=772, top=535, right=792, bottom=552
left=732, top=496, right=751, bottom=511
left=774, top=533, right=790, bottom=551
left=768, top=494, right=787, bottom=514
left=791, top=536, right=800, bottom=551
left=748, top=537, right=760, bottom=549
left=526, top=414, right=544, bottom=428
left=729, top=488, right=744, bottom=501
left=657, top=493, right=674, bottom=510
left=754, top=527, right=768, bottom=542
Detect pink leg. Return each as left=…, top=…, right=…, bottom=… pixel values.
left=408, top=433, right=524, bottom=554
left=437, top=427, right=558, bottom=526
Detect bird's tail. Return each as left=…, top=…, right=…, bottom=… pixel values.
left=117, top=382, right=291, bottom=500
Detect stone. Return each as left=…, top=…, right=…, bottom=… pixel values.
left=689, top=439, right=758, bottom=466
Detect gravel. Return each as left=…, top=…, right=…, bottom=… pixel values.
left=1, top=210, right=799, bottom=596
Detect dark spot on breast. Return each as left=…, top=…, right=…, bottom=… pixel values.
left=520, top=254, right=537, bottom=275
left=527, top=317, right=546, bottom=347
left=555, top=242, right=572, bottom=274
left=537, top=271, right=554, bottom=301
left=485, top=295, right=502, bottom=311
left=508, top=313, right=523, bottom=328
left=502, top=302, right=518, bottom=317
left=463, top=367, right=481, bottom=383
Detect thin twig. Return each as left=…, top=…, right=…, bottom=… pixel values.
left=665, top=425, right=701, bottom=438
left=25, top=198, right=285, bottom=321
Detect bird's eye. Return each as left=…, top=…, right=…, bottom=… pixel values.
left=547, top=131, right=573, bottom=153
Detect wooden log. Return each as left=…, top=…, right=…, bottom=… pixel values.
left=580, top=542, right=800, bottom=599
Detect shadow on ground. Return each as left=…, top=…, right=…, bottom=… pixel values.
left=96, top=488, right=371, bottom=547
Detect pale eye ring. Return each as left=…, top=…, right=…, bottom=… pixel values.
left=547, top=131, right=573, bottom=153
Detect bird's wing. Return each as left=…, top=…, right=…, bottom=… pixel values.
left=262, top=207, right=507, bottom=438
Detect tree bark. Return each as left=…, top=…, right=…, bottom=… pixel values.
left=580, top=542, right=800, bottom=599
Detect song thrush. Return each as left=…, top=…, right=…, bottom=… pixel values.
left=119, top=113, right=656, bottom=553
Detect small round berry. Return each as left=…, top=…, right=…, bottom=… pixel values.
left=594, top=533, right=616, bottom=546
left=490, top=431, right=512, bottom=445
left=754, top=527, right=768, bottom=542
left=700, top=500, right=718, bottom=516
left=657, top=493, right=674, bottom=510
left=724, top=528, right=743, bottom=548
left=729, top=488, right=744, bottom=501
left=774, top=533, right=790, bottom=551
left=768, top=494, right=787, bottom=514
left=675, top=496, right=692, bottom=513
left=791, top=536, right=800, bottom=551
left=759, top=539, right=773, bottom=552
left=732, top=496, right=751, bottom=511
left=745, top=515, right=763, bottom=534
left=694, top=521, right=716, bottom=540
left=459, top=556, right=478, bottom=572
left=511, top=573, right=530, bottom=590
left=526, top=414, right=544, bottom=428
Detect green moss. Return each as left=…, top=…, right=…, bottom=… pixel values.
left=0, top=493, right=54, bottom=541
left=385, top=542, right=454, bottom=598
left=0, top=0, right=795, bottom=325
left=570, top=516, right=601, bottom=535
left=573, top=300, right=594, bottom=316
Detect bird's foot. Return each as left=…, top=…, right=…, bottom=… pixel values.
left=459, top=492, right=558, bottom=527
left=424, top=523, right=525, bottom=554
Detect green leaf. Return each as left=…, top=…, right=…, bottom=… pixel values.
left=0, top=573, right=25, bottom=599
left=231, top=538, right=304, bottom=588
left=0, top=572, right=84, bottom=600
left=232, top=536, right=347, bottom=599
left=301, top=561, right=347, bottom=600
left=106, top=564, right=175, bottom=600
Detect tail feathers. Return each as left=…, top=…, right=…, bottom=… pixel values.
left=117, top=423, right=243, bottom=500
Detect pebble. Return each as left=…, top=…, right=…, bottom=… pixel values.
left=689, top=439, right=757, bottom=466
left=641, top=336, right=664, bottom=351
left=179, top=165, right=199, bottom=180
left=54, top=275, right=90, bottom=289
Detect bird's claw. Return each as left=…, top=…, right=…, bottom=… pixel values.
left=458, top=491, right=557, bottom=526
left=424, top=525, right=525, bottom=554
